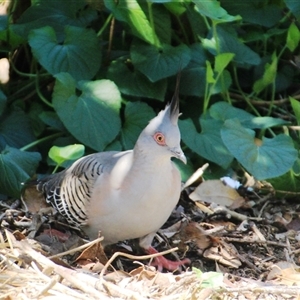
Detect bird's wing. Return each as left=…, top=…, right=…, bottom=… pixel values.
left=37, top=152, right=119, bottom=227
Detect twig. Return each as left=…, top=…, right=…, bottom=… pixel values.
left=99, top=247, right=180, bottom=278
left=48, top=236, right=104, bottom=259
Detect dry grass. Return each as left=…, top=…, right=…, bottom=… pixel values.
left=1, top=230, right=300, bottom=300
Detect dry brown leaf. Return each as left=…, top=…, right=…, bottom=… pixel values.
left=268, top=262, right=300, bottom=286
left=189, top=180, right=246, bottom=209
left=22, top=185, right=49, bottom=213
left=76, top=240, right=108, bottom=265
left=204, top=242, right=242, bottom=268
left=178, top=222, right=216, bottom=252
left=80, top=261, right=105, bottom=273
left=13, top=230, right=26, bottom=241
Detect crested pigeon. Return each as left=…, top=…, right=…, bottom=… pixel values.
left=36, top=74, right=190, bottom=271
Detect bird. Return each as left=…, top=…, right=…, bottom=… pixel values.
left=36, top=73, right=190, bottom=271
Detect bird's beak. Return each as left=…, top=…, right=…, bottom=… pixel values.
left=171, top=147, right=187, bottom=164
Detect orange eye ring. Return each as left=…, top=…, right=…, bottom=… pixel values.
left=153, top=132, right=166, bottom=145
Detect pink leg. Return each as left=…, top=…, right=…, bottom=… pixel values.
left=146, top=246, right=190, bottom=272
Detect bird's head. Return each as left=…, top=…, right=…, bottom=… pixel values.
left=136, top=73, right=186, bottom=164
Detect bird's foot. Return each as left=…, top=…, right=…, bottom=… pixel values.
left=146, top=246, right=190, bottom=272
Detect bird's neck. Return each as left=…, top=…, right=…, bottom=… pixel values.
left=133, top=143, right=171, bottom=167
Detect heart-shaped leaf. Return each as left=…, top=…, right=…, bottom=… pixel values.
left=53, top=73, right=122, bottom=151
left=29, top=26, right=101, bottom=80
left=194, top=0, right=240, bottom=23
left=221, top=0, right=282, bottom=27
left=107, top=58, right=167, bottom=101
left=12, top=0, right=97, bottom=39
left=0, top=109, right=36, bottom=149
left=221, top=119, right=297, bottom=179
left=39, top=111, right=65, bottom=131
left=0, top=146, right=41, bottom=198
left=104, top=0, right=159, bottom=45
left=203, top=26, right=261, bottom=66
left=49, top=144, right=85, bottom=166
left=242, top=116, right=288, bottom=129
left=209, top=102, right=254, bottom=122
left=285, top=0, right=300, bottom=19
left=179, top=118, right=233, bottom=168
left=121, top=102, right=156, bottom=149
left=268, top=170, right=300, bottom=197
left=131, top=41, right=191, bottom=82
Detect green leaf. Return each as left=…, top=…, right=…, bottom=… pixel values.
left=104, top=0, right=159, bottom=46
left=0, top=109, right=36, bottom=149
left=189, top=43, right=208, bottom=67
left=53, top=73, right=122, bottom=151
left=177, top=44, right=208, bottom=96
left=203, top=26, right=261, bottom=66
left=179, top=118, right=233, bottom=168
left=285, top=0, right=300, bottom=20
left=164, top=2, right=187, bottom=15
left=39, top=111, right=65, bottom=131
left=0, top=90, right=7, bottom=115
left=210, top=70, right=232, bottom=95
left=205, top=61, right=215, bottom=83
left=131, top=41, right=191, bottom=82
left=290, top=96, right=300, bottom=125
left=193, top=268, right=224, bottom=288
left=49, top=144, right=85, bottom=166
left=107, top=58, right=167, bottom=101
left=27, top=102, right=46, bottom=137
left=242, top=117, right=288, bottom=130
left=221, top=120, right=297, bottom=180
left=121, top=102, right=155, bottom=150
left=287, top=23, right=300, bottom=52
left=253, top=52, right=277, bottom=94
left=221, top=0, right=282, bottom=27
left=12, top=0, right=97, bottom=39
left=214, top=53, right=235, bottom=74
left=194, top=0, right=241, bottom=23
left=0, top=15, right=7, bottom=31
left=209, top=102, right=254, bottom=123
left=0, top=27, right=24, bottom=48
left=151, top=4, right=172, bottom=45
left=268, top=170, right=300, bottom=197
left=28, top=26, right=101, bottom=80
left=293, top=158, right=300, bottom=175
left=0, top=146, right=41, bottom=198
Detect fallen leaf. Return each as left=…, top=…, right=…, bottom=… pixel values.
left=203, top=242, right=242, bottom=268
left=76, top=240, right=107, bottom=265
left=189, top=180, right=246, bottom=209
left=22, top=185, right=49, bottom=213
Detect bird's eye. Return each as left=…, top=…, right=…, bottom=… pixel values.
left=153, top=132, right=166, bottom=145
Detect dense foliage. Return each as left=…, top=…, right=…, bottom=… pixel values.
left=0, top=0, right=300, bottom=198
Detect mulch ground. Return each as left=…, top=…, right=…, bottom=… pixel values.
left=0, top=176, right=300, bottom=299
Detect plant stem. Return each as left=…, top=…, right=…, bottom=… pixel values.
left=232, top=65, right=261, bottom=116
left=52, top=164, right=60, bottom=174
left=34, top=61, right=53, bottom=108
left=176, top=15, right=189, bottom=45
left=20, top=132, right=63, bottom=151
left=97, top=13, right=113, bottom=37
